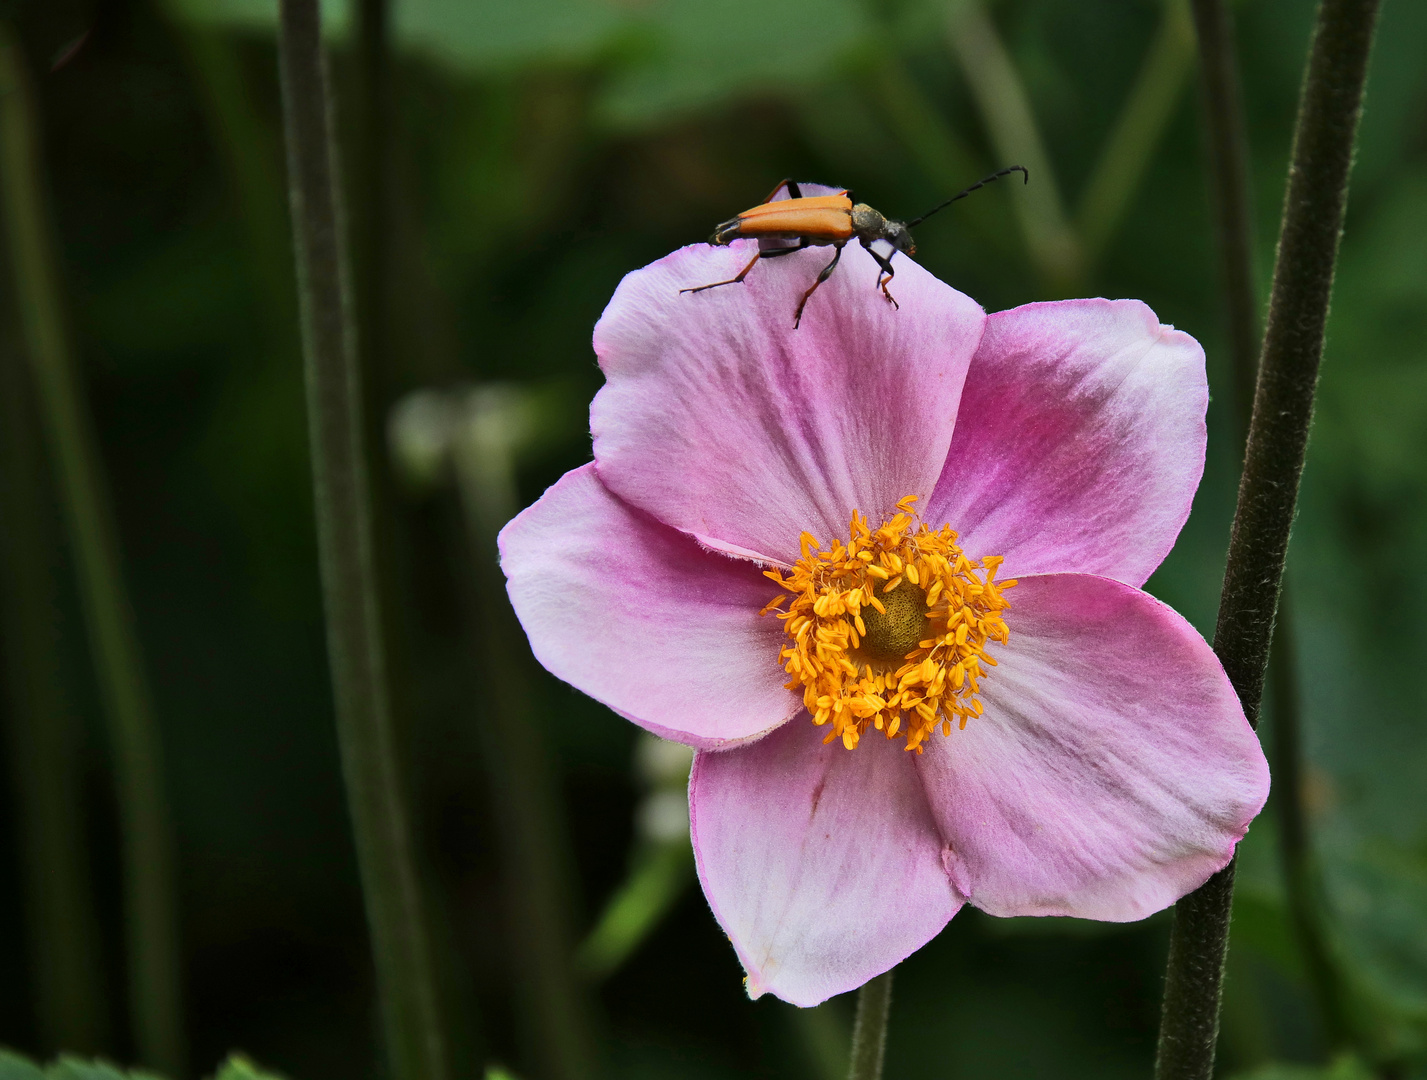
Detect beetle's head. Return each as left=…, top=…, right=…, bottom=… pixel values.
left=885, top=221, right=916, bottom=256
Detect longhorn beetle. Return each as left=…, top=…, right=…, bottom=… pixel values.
left=682, top=166, right=1028, bottom=327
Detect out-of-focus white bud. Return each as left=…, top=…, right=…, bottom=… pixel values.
left=635, top=732, right=695, bottom=789
left=637, top=789, right=690, bottom=844
left=388, top=388, right=461, bottom=492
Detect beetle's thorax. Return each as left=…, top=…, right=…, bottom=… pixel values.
left=852, top=204, right=916, bottom=254
left=850, top=203, right=888, bottom=237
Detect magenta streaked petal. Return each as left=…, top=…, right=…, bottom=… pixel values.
left=591, top=242, right=984, bottom=564
left=690, top=718, right=963, bottom=1006
left=498, top=463, right=798, bottom=749
left=917, top=573, right=1268, bottom=921
left=925, top=299, right=1206, bottom=587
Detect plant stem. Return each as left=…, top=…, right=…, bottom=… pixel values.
left=1212, top=0, right=1379, bottom=725
left=944, top=1, right=1081, bottom=289
left=0, top=236, right=108, bottom=1055
left=1154, top=1, right=1381, bottom=1077
left=866, top=56, right=979, bottom=190
left=354, top=0, right=390, bottom=411
left=275, top=4, right=452, bottom=1079
left=576, top=841, right=693, bottom=981
left=1078, top=0, right=1196, bottom=260
left=0, top=24, right=183, bottom=1074
left=1189, top=0, right=1353, bottom=1053
left=1187, top=0, right=1260, bottom=430
left=451, top=387, right=597, bottom=1080
left=847, top=970, right=894, bottom=1080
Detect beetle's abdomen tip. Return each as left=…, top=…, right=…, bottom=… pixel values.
left=710, top=218, right=742, bottom=246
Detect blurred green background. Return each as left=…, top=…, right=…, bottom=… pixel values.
left=0, top=0, right=1424, bottom=1077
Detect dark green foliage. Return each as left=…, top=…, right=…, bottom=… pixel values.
left=0, top=1051, right=281, bottom=1080
left=1, top=0, right=1426, bottom=1077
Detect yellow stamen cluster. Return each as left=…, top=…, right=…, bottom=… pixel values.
left=761, top=497, right=1015, bottom=752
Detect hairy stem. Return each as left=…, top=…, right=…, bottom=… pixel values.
left=0, top=24, right=182, bottom=1073
left=1154, top=1, right=1381, bottom=1077
left=1189, top=3, right=1351, bottom=1050
left=847, top=970, right=894, bottom=1080
left=275, top=4, right=451, bottom=1078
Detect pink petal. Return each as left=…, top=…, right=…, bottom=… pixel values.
left=769, top=181, right=848, bottom=201
left=924, top=299, right=1207, bottom=587
left=498, top=463, right=798, bottom=748
left=690, top=718, right=964, bottom=1006
left=591, top=242, right=985, bottom=564
left=918, top=573, right=1268, bottom=921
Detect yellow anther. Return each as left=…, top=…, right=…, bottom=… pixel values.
left=759, top=499, right=1014, bottom=752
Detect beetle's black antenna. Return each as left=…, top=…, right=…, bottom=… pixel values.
left=905, top=165, right=1028, bottom=228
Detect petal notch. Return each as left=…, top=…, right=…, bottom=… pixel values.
left=691, top=718, right=963, bottom=1006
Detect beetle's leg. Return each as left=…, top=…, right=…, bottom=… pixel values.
left=755, top=243, right=808, bottom=259
left=680, top=249, right=763, bottom=294
left=763, top=177, right=803, bottom=203
left=793, top=243, right=845, bottom=328
left=863, top=240, right=900, bottom=310
left=681, top=240, right=806, bottom=295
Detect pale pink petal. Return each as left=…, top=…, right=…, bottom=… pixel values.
left=924, top=299, right=1206, bottom=587
left=918, top=573, right=1268, bottom=921
left=768, top=180, right=848, bottom=201
left=591, top=242, right=984, bottom=564
left=498, top=463, right=798, bottom=748
left=690, top=718, right=964, bottom=1006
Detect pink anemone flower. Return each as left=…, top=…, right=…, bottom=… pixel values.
left=499, top=240, right=1270, bottom=1007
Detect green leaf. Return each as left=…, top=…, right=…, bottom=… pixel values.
left=595, top=0, right=869, bottom=128
left=577, top=839, right=694, bottom=979
left=0, top=1053, right=165, bottom=1080
left=395, top=0, right=626, bottom=71
left=162, top=0, right=350, bottom=34
left=210, top=1055, right=287, bottom=1080
left=0, top=1051, right=285, bottom=1080
left=1227, top=1053, right=1376, bottom=1080
left=46, top=1060, right=132, bottom=1080
left=165, top=0, right=867, bottom=126
left=0, top=1050, right=46, bottom=1080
